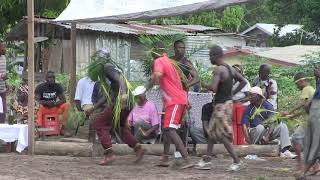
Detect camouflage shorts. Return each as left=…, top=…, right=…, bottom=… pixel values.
left=208, top=100, right=233, bottom=142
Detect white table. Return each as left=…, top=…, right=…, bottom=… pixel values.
left=0, top=124, right=28, bottom=152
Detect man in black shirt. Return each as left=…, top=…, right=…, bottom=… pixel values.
left=35, top=71, right=70, bottom=134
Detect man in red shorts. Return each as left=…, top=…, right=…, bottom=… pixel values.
left=144, top=43, right=192, bottom=169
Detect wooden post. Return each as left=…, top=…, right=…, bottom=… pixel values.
left=70, top=23, right=77, bottom=104
left=27, top=0, right=35, bottom=155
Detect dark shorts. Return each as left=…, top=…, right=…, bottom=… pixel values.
left=201, top=102, right=214, bottom=122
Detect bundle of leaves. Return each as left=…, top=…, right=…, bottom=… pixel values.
left=86, top=50, right=135, bottom=128
left=138, top=33, right=194, bottom=90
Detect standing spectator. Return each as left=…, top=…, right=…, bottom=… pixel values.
left=144, top=42, right=192, bottom=169
left=282, top=72, right=316, bottom=170
left=74, top=76, right=95, bottom=113
left=128, top=86, right=160, bottom=144
left=196, top=45, right=247, bottom=171
left=300, top=66, right=320, bottom=177
left=232, top=64, right=251, bottom=106
left=171, top=40, right=200, bottom=92
left=253, top=64, right=278, bottom=109
left=0, top=42, right=7, bottom=123
left=35, top=71, right=71, bottom=135
left=241, top=87, right=296, bottom=158
left=74, top=76, right=95, bottom=141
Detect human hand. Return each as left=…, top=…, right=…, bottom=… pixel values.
left=85, top=107, right=94, bottom=116
left=280, top=111, right=289, bottom=116
left=186, top=101, right=192, bottom=110
left=245, top=137, right=252, bottom=144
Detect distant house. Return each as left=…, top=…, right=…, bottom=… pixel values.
left=6, top=17, right=248, bottom=81
left=219, top=45, right=320, bottom=67
left=241, top=23, right=303, bottom=47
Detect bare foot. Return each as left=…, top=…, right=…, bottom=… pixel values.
left=99, top=155, right=116, bottom=166
left=134, top=147, right=145, bottom=163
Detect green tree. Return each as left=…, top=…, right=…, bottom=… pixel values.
left=267, top=0, right=320, bottom=34
left=0, top=0, right=70, bottom=38
left=220, top=5, right=245, bottom=32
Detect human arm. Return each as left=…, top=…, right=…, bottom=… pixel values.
left=144, top=103, right=161, bottom=137
left=185, top=61, right=200, bottom=87
left=74, top=80, right=83, bottom=111
left=242, top=124, right=252, bottom=144
left=86, top=96, right=107, bottom=116
left=145, top=58, right=163, bottom=91
left=203, top=66, right=223, bottom=93
left=143, top=124, right=160, bottom=138
left=75, top=100, right=82, bottom=111
left=241, top=106, right=252, bottom=144
left=232, top=68, right=247, bottom=95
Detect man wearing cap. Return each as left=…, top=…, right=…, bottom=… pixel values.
left=128, top=86, right=160, bottom=143
left=241, top=87, right=296, bottom=158
left=282, top=72, right=316, bottom=169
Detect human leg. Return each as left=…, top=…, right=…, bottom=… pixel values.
left=292, top=126, right=305, bottom=169
left=271, top=123, right=296, bottom=158
left=189, top=126, right=208, bottom=144
left=94, top=107, right=115, bottom=165
left=119, top=109, right=144, bottom=163
left=58, top=102, right=71, bottom=126
left=249, top=124, right=266, bottom=144
left=161, top=105, right=192, bottom=169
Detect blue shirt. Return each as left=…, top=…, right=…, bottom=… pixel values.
left=241, top=101, right=274, bottom=128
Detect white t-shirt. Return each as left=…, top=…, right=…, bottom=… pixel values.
left=253, top=78, right=278, bottom=110
left=74, top=76, right=95, bottom=107
left=232, top=79, right=251, bottom=106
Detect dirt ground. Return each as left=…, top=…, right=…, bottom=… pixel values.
left=0, top=154, right=319, bottom=180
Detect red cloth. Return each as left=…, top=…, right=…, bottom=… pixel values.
left=232, top=103, right=246, bottom=145
left=162, top=104, right=186, bottom=129
left=152, top=54, right=187, bottom=108
left=94, top=107, right=138, bottom=150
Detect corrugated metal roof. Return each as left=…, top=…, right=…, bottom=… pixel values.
left=254, top=45, right=320, bottom=65
left=241, top=23, right=303, bottom=37
left=57, top=22, right=221, bottom=35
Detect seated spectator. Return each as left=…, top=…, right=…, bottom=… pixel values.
left=35, top=71, right=70, bottom=135
left=128, top=86, right=160, bottom=144
left=241, top=87, right=296, bottom=158
left=282, top=72, right=317, bottom=170
left=232, top=64, right=251, bottom=105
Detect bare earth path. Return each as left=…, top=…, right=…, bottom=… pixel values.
left=0, top=154, right=319, bottom=180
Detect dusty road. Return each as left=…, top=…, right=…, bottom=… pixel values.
left=0, top=154, right=318, bottom=180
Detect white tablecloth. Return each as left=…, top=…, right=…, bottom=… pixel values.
left=0, top=124, right=28, bottom=152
